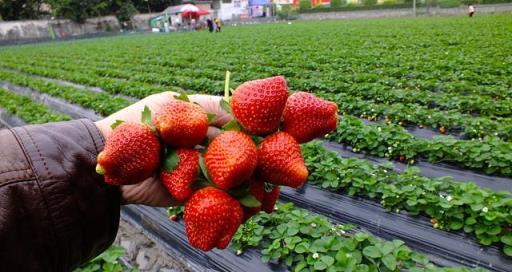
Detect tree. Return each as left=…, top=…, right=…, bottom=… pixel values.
left=299, top=0, right=311, bottom=10
left=116, top=0, right=138, bottom=23
left=47, top=0, right=110, bottom=23
left=0, top=0, right=40, bottom=20
left=330, top=0, right=344, bottom=8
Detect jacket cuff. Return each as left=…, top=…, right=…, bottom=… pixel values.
left=12, top=119, right=120, bottom=270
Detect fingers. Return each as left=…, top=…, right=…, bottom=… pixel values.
left=121, top=177, right=179, bottom=207
left=207, top=126, right=222, bottom=140
left=188, top=94, right=233, bottom=127
left=95, top=92, right=179, bottom=138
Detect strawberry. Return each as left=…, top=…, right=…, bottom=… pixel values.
left=184, top=187, right=243, bottom=251
left=261, top=185, right=280, bottom=214
left=160, top=149, right=200, bottom=202
left=96, top=122, right=161, bottom=186
left=257, top=132, right=308, bottom=188
left=242, top=178, right=265, bottom=222
left=205, top=131, right=258, bottom=190
left=231, top=76, right=289, bottom=135
left=282, top=92, right=338, bottom=143
left=154, top=100, right=208, bottom=148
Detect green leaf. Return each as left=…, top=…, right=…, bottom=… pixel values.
left=110, top=119, right=124, bottom=129
left=239, top=194, right=262, bottom=208
left=250, top=135, right=264, bottom=145
left=335, top=249, right=347, bottom=264
left=449, top=220, right=464, bottom=230
left=175, top=90, right=190, bottom=102
left=381, top=241, right=394, bottom=256
left=314, top=260, right=327, bottom=270
left=381, top=254, right=397, bottom=271
left=320, top=255, right=334, bottom=266
left=362, top=246, right=381, bottom=259
left=220, top=98, right=232, bottom=114
left=141, top=106, right=156, bottom=132
left=501, top=234, right=512, bottom=246
left=294, top=261, right=306, bottom=272
left=207, top=113, right=216, bottom=124
left=198, top=156, right=213, bottom=183
left=295, top=242, right=309, bottom=254
left=163, top=149, right=180, bottom=172
left=222, top=119, right=242, bottom=131
left=504, top=245, right=512, bottom=257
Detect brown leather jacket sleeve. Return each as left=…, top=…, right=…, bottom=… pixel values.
left=0, top=119, right=120, bottom=272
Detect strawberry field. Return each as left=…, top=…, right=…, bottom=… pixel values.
left=1, top=14, right=512, bottom=272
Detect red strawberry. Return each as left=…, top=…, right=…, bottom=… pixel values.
left=96, top=122, right=161, bottom=186
left=261, top=185, right=280, bottom=214
left=205, top=131, right=258, bottom=190
left=257, top=132, right=308, bottom=188
left=184, top=187, right=243, bottom=251
left=161, top=149, right=200, bottom=202
left=242, top=178, right=265, bottom=222
left=154, top=100, right=208, bottom=148
left=231, top=76, right=289, bottom=135
left=282, top=92, right=338, bottom=143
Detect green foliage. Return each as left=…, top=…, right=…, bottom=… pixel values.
left=362, top=0, right=378, bottom=5
left=232, top=203, right=486, bottom=271
left=330, top=0, right=345, bottom=8
left=75, top=246, right=137, bottom=272
left=317, top=91, right=512, bottom=142
left=0, top=69, right=131, bottom=116
left=0, top=0, right=41, bottom=20
left=302, top=141, right=512, bottom=255
left=47, top=0, right=110, bottom=23
left=277, top=4, right=298, bottom=20
left=0, top=88, right=70, bottom=124
left=116, top=0, right=138, bottom=23
left=299, top=0, right=312, bottom=10
left=438, top=0, right=462, bottom=7
left=326, top=115, right=512, bottom=176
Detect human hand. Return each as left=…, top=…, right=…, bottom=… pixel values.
left=95, top=92, right=232, bottom=207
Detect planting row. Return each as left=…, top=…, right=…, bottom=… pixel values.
left=0, top=69, right=132, bottom=116
left=2, top=53, right=511, bottom=120
left=0, top=87, right=70, bottom=124
left=3, top=17, right=511, bottom=104
left=318, top=91, right=512, bottom=142
left=327, top=115, right=512, bottom=177
left=303, top=141, right=512, bottom=257
left=232, top=202, right=486, bottom=272
left=4, top=58, right=512, bottom=145
left=1, top=75, right=505, bottom=268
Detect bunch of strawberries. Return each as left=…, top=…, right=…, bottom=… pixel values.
left=95, top=76, right=338, bottom=252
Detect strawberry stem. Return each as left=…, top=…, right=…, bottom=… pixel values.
left=95, top=164, right=105, bottom=175
left=224, top=70, right=231, bottom=99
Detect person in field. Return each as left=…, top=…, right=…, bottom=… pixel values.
left=468, top=4, right=475, bottom=17
left=0, top=93, right=232, bottom=271
left=215, top=18, right=222, bottom=32
left=207, top=18, right=214, bottom=33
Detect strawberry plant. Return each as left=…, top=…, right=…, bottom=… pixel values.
left=0, top=87, right=70, bottom=124
left=302, top=141, right=512, bottom=256
left=232, top=203, right=487, bottom=271
left=327, top=115, right=512, bottom=176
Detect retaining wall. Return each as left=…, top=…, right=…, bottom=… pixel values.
left=297, top=3, right=512, bottom=20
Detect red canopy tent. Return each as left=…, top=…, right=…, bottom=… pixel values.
left=180, top=4, right=210, bottom=17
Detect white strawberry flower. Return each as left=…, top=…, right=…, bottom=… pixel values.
left=313, top=253, right=319, bottom=259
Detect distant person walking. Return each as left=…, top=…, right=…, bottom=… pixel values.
left=468, top=5, right=475, bottom=17
left=215, top=18, right=222, bottom=32
left=207, top=19, right=214, bottom=33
